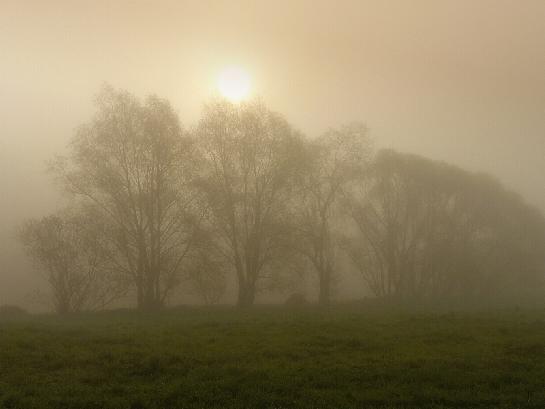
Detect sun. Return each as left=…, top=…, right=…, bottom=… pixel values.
left=217, top=66, right=251, bottom=102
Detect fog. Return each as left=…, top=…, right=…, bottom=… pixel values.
left=2, top=0, right=545, bottom=308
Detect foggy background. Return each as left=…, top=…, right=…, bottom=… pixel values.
left=1, top=0, right=545, bottom=307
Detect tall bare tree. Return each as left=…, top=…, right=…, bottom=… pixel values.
left=295, top=123, right=372, bottom=305
left=196, top=98, right=303, bottom=307
left=52, top=86, right=202, bottom=310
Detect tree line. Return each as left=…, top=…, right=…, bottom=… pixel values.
left=18, top=86, right=545, bottom=313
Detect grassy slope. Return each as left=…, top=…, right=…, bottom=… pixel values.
left=0, top=306, right=545, bottom=409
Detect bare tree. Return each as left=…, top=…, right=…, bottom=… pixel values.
left=18, top=209, right=123, bottom=313
left=51, top=86, right=202, bottom=310
left=295, top=123, right=372, bottom=305
left=196, top=98, right=303, bottom=307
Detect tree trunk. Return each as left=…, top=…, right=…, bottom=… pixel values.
left=136, top=274, right=163, bottom=311
left=56, top=300, right=70, bottom=315
left=318, top=270, right=330, bottom=306
left=237, top=279, right=256, bottom=308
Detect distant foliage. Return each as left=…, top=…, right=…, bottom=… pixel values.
left=343, top=149, right=545, bottom=299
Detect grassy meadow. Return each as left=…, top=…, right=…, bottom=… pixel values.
left=1, top=306, right=545, bottom=408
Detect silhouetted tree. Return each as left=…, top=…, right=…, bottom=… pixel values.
left=26, top=85, right=544, bottom=310
left=19, top=209, right=122, bottom=313
left=295, top=123, right=372, bottom=305
left=196, top=98, right=303, bottom=307
left=51, top=86, right=202, bottom=310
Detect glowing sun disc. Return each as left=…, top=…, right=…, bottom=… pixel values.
left=217, top=67, right=251, bottom=102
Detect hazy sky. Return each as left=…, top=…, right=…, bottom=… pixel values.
left=1, top=0, right=545, bottom=306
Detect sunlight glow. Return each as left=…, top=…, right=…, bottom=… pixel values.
left=217, top=67, right=251, bottom=102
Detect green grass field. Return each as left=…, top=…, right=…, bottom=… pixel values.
left=1, top=306, right=545, bottom=409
